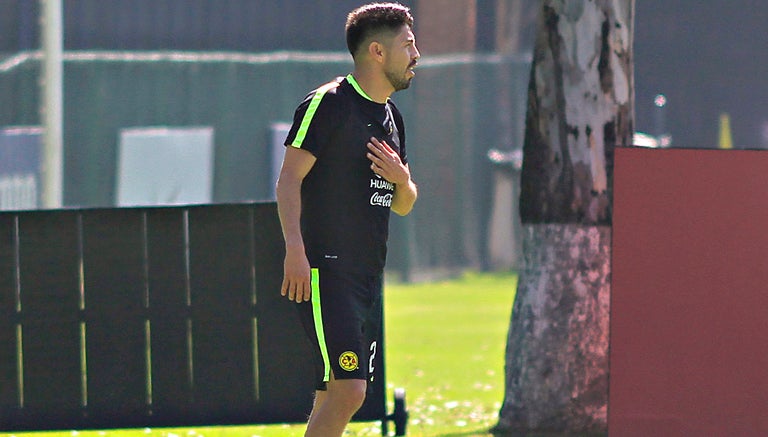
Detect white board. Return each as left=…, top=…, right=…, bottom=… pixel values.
left=116, top=127, right=214, bottom=206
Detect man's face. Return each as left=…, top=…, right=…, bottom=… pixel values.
left=383, top=25, right=420, bottom=92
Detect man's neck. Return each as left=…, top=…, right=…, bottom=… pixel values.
left=349, top=69, right=392, bottom=104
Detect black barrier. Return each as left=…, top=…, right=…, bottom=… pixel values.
left=0, top=202, right=387, bottom=431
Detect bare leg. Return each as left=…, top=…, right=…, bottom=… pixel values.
left=306, top=389, right=327, bottom=424
left=304, top=373, right=367, bottom=437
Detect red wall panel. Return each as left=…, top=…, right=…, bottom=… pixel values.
left=610, top=147, right=768, bottom=436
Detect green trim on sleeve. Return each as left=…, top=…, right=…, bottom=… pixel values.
left=310, top=268, right=331, bottom=383
left=290, top=81, right=340, bottom=148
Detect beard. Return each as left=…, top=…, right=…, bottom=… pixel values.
left=385, top=67, right=414, bottom=92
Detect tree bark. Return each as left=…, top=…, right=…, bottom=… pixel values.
left=495, top=1, right=634, bottom=434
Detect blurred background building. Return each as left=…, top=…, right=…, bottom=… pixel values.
left=634, top=0, right=768, bottom=150
left=1, top=0, right=765, bottom=276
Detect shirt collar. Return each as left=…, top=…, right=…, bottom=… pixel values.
left=346, top=74, right=388, bottom=103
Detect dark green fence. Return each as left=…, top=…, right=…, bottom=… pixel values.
left=0, top=202, right=386, bottom=430
left=0, top=51, right=530, bottom=275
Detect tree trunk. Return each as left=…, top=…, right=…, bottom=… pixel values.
left=494, top=1, right=634, bottom=435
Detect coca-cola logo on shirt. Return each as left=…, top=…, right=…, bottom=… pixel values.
left=369, top=175, right=394, bottom=208
left=370, top=192, right=393, bottom=207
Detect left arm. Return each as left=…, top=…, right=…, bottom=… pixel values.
left=367, top=137, right=418, bottom=216
left=391, top=166, right=417, bottom=216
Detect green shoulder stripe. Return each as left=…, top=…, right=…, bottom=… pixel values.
left=290, top=81, right=340, bottom=148
left=346, top=73, right=374, bottom=102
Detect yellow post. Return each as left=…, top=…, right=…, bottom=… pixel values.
left=719, top=113, right=733, bottom=149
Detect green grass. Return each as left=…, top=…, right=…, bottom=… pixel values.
left=2, top=271, right=517, bottom=437
left=381, top=271, right=516, bottom=437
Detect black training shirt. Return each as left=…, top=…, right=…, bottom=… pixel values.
left=284, top=74, right=407, bottom=274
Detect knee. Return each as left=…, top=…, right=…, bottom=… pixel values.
left=347, top=381, right=367, bottom=409
left=328, top=379, right=367, bottom=413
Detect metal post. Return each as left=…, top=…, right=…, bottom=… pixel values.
left=40, top=0, right=64, bottom=208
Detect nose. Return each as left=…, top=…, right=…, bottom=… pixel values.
left=412, top=45, right=421, bottom=62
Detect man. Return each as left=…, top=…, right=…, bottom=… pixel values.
left=275, top=3, right=419, bottom=436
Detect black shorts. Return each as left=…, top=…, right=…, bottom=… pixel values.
left=297, top=267, right=383, bottom=391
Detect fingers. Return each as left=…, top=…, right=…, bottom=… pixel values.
left=367, top=151, right=383, bottom=171
left=282, top=251, right=311, bottom=303
left=366, top=142, right=384, bottom=162
left=367, top=137, right=400, bottom=176
left=299, top=285, right=311, bottom=303
left=368, top=154, right=390, bottom=180
left=368, top=137, right=394, bottom=155
left=281, top=276, right=311, bottom=303
left=368, top=139, right=408, bottom=185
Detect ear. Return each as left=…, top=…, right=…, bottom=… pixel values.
left=367, top=41, right=386, bottom=63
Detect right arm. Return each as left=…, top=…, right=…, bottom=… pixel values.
left=276, top=146, right=317, bottom=303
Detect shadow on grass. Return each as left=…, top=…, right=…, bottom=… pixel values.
left=433, top=429, right=607, bottom=437
left=433, top=429, right=494, bottom=437
left=486, top=431, right=607, bottom=437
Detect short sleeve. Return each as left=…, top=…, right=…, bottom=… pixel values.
left=284, top=81, right=342, bottom=157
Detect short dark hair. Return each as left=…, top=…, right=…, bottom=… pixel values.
left=345, top=2, right=414, bottom=58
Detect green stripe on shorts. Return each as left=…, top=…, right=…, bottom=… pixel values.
left=311, top=268, right=331, bottom=382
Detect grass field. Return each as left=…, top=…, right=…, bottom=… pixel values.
left=2, top=271, right=517, bottom=437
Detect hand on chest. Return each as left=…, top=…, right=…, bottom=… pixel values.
left=318, top=101, right=400, bottom=164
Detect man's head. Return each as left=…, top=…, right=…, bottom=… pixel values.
left=346, top=3, right=420, bottom=92
left=345, top=3, right=414, bottom=59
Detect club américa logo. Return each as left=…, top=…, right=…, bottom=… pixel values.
left=339, top=351, right=359, bottom=371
